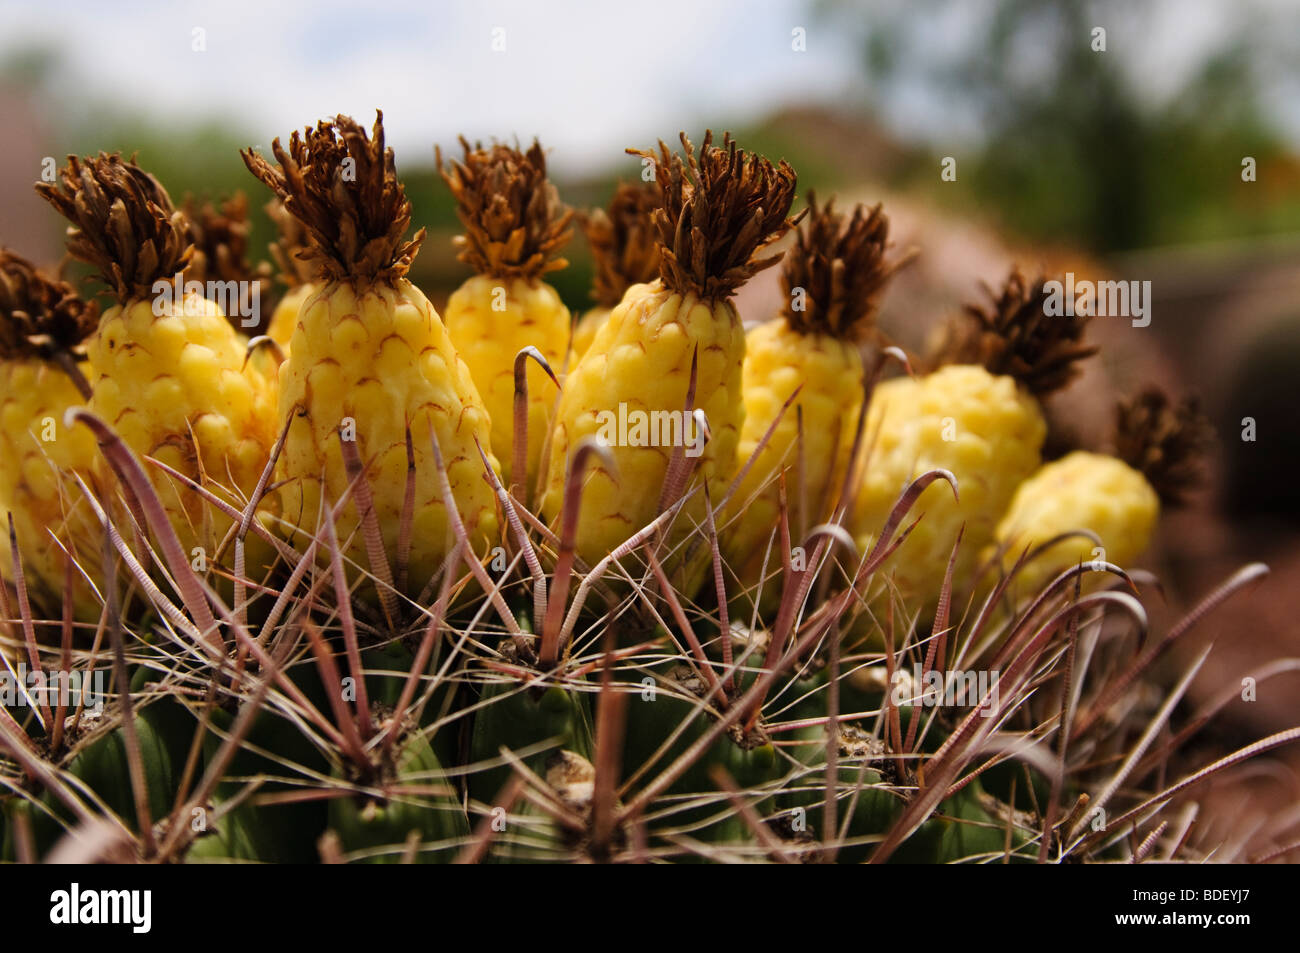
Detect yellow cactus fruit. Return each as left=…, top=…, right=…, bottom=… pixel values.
left=0, top=250, right=102, bottom=616
left=541, top=132, right=798, bottom=588
left=726, top=195, right=912, bottom=605
left=36, top=154, right=277, bottom=576
left=851, top=269, right=1096, bottom=610
left=242, top=113, right=500, bottom=598
left=991, top=389, right=1211, bottom=598
left=854, top=365, right=1046, bottom=607
left=436, top=138, right=573, bottom=499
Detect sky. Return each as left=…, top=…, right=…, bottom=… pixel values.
left=0, top=0, right=1296, bottom=175
left=0, top=0, right=861, bottom=175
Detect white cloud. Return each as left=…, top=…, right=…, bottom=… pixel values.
left=0, top=0, right=860, bottom=173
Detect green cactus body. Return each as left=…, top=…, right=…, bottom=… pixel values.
left=891, top=782, right=1035, bottom=864
left=784, top=766, right=901, bottom=864
left=621, top=670, right=782, bottom=847
left=468, top=681, right=593, bottom=806
left=361, top=641, right=462, bottom=769
left=23, top=698, right=191, bottom=854
left=185, top=803, right=277, bottom=863
left=781, top=709, right=901, bottom=863
left=327, top=731, right=469, bottom=864
left=187, top=694, right=329, bottom=864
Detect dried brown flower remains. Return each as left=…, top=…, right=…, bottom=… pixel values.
left=780, top=192, right=913, bottom=339
left=437, top=137, right=573, bottom=282
left=240, top=111, right=422, bottom=288
left=1115, top=388, right=1213, bottom=506
left=266, top=199, right=315, bottom=288
left=583, top=180, right=662, bottom=308
left=629, top=131, right=801, bottom=302
left=182, top=192, right=272, bottom=333
left=181, top=192, right=262, bottom=285
left=35, top=153, right=190, bottom=302
left=0, top=249, right=98, bottom=363
left=936, top=266, right=1098, bottom=398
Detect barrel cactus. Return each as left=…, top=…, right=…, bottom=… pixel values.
left=0, top=118, right=1292, bottom=868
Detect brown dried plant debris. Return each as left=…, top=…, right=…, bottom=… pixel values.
left=0, top=248, right=99, bottom=362
left=240, top=111, right=423, bottom=288
left=437, top=137, right=573, bottom=282
left=780, top=192, right=914, bottom=340
left=629, top=131, right=801, bottom=302
left=181, top=192, right=265, bottom=286
left=582, top=180, right=662, bottom=307
left=266, top=198, right=316, bottom=288
left=35, top=153, right=191, bottom=303
left=1114, top=388, right=1213, bottom=507
left=932, top=266, right=1098, bottom=399
left=181, top=192, right=273, bottom=332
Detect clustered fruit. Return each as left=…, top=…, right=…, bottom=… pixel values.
left=0, top=111, right=1258, bottom=865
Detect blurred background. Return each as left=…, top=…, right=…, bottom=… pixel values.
left=2, top=0, right=1298, bottom=847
